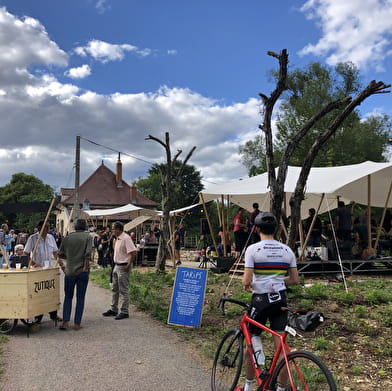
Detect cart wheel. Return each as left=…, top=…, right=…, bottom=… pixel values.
left=0, top=319, right=17, bottom=334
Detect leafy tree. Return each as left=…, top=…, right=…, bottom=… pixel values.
left=240, top=61, right=391, bottom=175
left=0, top=173, right=54, bottom=231
left=135, top=160, right=203, bottom=209
left=256, top=49, right=389, bottom=248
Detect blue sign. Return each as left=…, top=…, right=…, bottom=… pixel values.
left=168, top=267, right=208, bottom=328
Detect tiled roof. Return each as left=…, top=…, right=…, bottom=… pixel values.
left=62, top=163, right=158, bottom=208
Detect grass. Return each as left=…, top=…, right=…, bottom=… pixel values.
left=0, top=334, right=8, bottom=376
left=88, top=269, right=392, bottom=390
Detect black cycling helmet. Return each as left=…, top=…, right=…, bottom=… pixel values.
left=254, top=212, right=278, bottom=234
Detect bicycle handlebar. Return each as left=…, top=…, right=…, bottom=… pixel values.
left=218, top=294, right=310, bottom=317
left=218, top=294, right=250, bottom=315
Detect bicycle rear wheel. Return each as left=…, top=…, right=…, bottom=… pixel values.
left=269, top=350, right=337, bottom=391
left=211, top=329, right=244, bottom=391
left=0, top=319, right=17, bottom=334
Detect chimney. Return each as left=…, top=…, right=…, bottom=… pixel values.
left=116, top=153, right=123, bottom=188
left=130, top=183, right=137, bottom=203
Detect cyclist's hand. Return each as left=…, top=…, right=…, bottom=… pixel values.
left=243, top=282, right=253, bottom=292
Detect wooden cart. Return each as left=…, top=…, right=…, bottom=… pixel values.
left=0, top=267, right=60, bottom=335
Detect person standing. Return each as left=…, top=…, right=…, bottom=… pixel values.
left=242, top=212, right=299, bottom=391
left=100, top=226, right=111, bottom=268
left=102, top=221, right=137, bottom=320
left=24, top=220, right=61, bottom=322
left=249, top=202, right=261, bottom=244
left=303, top=208, right=322, bottom=247
left=334, top=201, right=353, bottom=241
left=233, top=208, right=248, bottom=256
left=174, top=227, right=181, bottom=265
left=57, top=219, right=92, bottom=331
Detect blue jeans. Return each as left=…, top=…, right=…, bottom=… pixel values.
left=63, top=272, right=89, bottom=325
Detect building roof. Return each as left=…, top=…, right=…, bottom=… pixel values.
left=61, top=161, right=158, bottom=208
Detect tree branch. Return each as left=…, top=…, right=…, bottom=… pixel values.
left=172, top=149, right=182, bottom=165
left=145, top=134, right=167, bottom=150
left=175, top=146, right=196, bottom=180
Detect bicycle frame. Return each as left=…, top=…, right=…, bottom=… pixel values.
left=239, top=312, right=296, bottom=390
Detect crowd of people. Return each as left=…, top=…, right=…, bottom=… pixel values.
left=0, top=218, right=161, bottom=329
left=210, top=202, right=392, bottom=262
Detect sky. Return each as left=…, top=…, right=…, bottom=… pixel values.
left=0, top=0, right=391, bottom=193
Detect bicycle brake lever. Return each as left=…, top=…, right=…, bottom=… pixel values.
left=218, top=293, right=226, bottom=315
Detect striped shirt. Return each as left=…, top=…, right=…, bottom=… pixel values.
left=245, top=239, right=297, bottom=294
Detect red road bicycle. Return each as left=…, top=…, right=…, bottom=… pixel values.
left=211, top=295, right=337, bottom=391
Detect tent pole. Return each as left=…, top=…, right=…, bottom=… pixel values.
left=374, top=180, right=392, bottom=249
left=280, top=218, right=288, bottom=242
left=367, top=175, right=372, bottom=250
left=221, top=195, right=227, bottom=256
left=216, top=198, right=222, bottom=228
left=226, top=195, right=230, bottom=234
left=298, top=223, right=304, bottom=260
left=200, top=193, right=218, bottom=253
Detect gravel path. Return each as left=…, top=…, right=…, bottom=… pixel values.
left=0, top=278, right=211, bottom=391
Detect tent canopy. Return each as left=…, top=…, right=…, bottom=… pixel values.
left=200, top=161, right=392, bottom=214
left=124, top=215, right=155, bottom=232
left=84, top=203, right=158, bottom=218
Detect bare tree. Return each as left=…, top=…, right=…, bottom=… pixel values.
left=259, top=49, right=390, bottom=248
left=146, top=132, right=196, bottom=272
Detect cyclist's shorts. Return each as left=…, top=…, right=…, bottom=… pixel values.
left=248, top=291, right=287, bottom=334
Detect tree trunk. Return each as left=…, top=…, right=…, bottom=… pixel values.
left=146, top=132, right=196, bottom=272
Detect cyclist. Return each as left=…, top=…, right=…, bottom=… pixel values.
left=242, top=212, right=299, bottom=391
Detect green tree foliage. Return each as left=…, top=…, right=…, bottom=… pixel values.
left=135, top=161, right=203, bottom=210
left=0, top=173, right=54, bottom=231
left=240, top=62, right=391, bottom=174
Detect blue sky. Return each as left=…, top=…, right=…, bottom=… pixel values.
left=0, top=0, right=391, bottom=191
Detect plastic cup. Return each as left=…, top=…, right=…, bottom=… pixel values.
left=16, top=263, right=21, bottom=271
left=44, top=261, right=50, bottom=268
left=2, top=263, right=7, bottom=270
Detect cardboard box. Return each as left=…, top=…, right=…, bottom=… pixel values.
left=0, top=267, right=60, bottom=319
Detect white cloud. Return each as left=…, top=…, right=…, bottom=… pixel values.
left=0, top=7, right=67, bottom=70
left=299, top=0, right=392, bottom=71
left=167, top=49, right=177, bottom=55
left=95, top=0, right=111, bottom=14
left=64, top=64, right=91, bottom=79
left=74, top=39, right=151, bottom=63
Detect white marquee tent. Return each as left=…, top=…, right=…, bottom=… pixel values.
left=200, top=161, right=392, bottom=215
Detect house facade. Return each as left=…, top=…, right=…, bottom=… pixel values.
left=56, top=156, right=158, bottom=235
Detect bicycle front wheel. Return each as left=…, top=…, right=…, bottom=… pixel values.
left=211, top=329, right=244, bottom=391
left=269, top=350, right=337, bottom=391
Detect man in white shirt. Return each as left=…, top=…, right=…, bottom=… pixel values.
left=24, top=220, right=61, bottom=322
